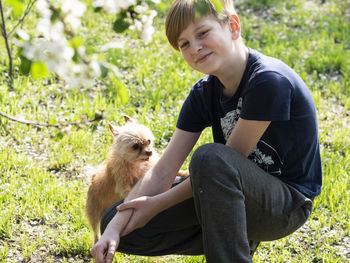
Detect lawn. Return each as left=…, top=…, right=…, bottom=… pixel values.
left=0, top=0, right=349, bottom=262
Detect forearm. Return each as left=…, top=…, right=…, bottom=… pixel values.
left=125, top=166, right=174, bottom=202
left=103, top=208, right=133, bottom=235
left=153, top=178, right=193, bottom=212
left=102, top=169, right=169, bottom=236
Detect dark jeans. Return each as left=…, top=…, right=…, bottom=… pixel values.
left=100, top=143, right=313, bottom=262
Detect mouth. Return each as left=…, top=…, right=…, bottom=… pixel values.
left=195, top=52, right=212, bottom=64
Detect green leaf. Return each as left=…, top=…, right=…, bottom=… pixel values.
left=50, top=7, right=61, bottom=23
left=113, top=16, right=130, bottom=33
left=54, top=131, right=64, bottom=141
left=93, top=7, right=102, bottom=12
left=69, top=37, right=84, bottom=49
left=193, top=0, right=211, bottom=17
left=99, top=63, right=108, bottom=78
left=211, top=0, right=223, bottom=13
left=19, top=55, right=32, bottom=75
left=6, top=0, right=24, bottom=17
left=30, top=62, right=50, bottom=79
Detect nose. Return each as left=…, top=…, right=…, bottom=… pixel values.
left=190, top=40, right=202, bottom=54
left=145, top=150, right=152, bottom=156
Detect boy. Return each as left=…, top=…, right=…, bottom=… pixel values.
left=91, top=0, right=322, bottom=262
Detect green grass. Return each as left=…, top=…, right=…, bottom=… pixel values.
left=0, top=0, right=349, bottom=262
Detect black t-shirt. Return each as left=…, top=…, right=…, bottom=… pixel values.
left=177, top=49, right=322, bottom=197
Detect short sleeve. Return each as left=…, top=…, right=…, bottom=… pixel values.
left=176, top=85, right=211, bottom=132
left=240, top=71, right=293, bottom=121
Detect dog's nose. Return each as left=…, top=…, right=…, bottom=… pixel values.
left=145, top=151, right=152, bottom=156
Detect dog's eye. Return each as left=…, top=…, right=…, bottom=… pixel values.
left=132, top=143, right=139, bottom=150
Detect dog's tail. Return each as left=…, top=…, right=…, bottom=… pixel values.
left=82, top=164, right=104, bottom=185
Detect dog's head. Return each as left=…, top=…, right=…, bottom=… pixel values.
left=108, top=116, right=155, bottom=162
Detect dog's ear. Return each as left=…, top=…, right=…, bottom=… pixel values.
left=109, top=124, right=118, bottom=136
left=123, top=115, right=136, bottom=123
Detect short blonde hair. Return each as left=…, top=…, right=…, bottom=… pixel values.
left=165, top=0, right=236, bottom=50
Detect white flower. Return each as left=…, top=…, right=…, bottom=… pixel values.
left=61, top=0, right=86, bottom=32
left=132, top=19, right=143, bottom=31
left=101, top=41, right=124, bottom=51
left=61, top=0, right=86, bottom=17
left=131, top=5, right=157, bottom=43
left=142, top=23, right=154, bottom=43
left=64, top=15, right=82, bottom=32
left=16, top=29, right=30, bottom=41
left=93, top=0, right=136, bottom=14
left=21, top=43, right=35, bottom=60
left=36, top=0, right=51, bottom=18
left=64, top=59, right=101, bottom=87
left=134, top=4, right=147, bottom=13
left=117, top=0, right=136, bottom=10
left=148, top=9, right=157, bottom=19
left=93, top=0, right=113, bottom=13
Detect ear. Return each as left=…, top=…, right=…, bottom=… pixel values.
left=109, top=124, right=118, bottom=136
left=229, top=14, right=241, bottom=39
left=123, top=115, right=137, bottom=123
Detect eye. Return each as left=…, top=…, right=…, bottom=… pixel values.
left=179, top=41, right=189, bottom=49
left=198, top=30, right=209, bottom=38
left=132, top=143, right=139, bottom=150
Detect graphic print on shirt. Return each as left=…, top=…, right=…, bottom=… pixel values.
left=220, top=98, right=243, bottom=140
left=250, top=142, right=282, bottom=176
left=220, top=97, right=282, bottom=176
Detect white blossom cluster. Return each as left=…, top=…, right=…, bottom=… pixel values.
left=93, top=0, right=158, bottom=43
left=19, top=0, right=101, bottom=87
left=17, top=0, right=159, bottom=87
left=131, top=5, right=157, bottom=43
left=93, top=0, right=137, bottom=14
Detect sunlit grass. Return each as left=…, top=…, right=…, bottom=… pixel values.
left=0, top=0, right=349, bottom=262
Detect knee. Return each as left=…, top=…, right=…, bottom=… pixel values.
left=189, top=143, right=229, bottom=181
left=189, top=143, right=242, bottom=189
left=189, top=143, right=218, bottom=179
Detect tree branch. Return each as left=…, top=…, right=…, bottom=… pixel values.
left=0, top=0, right=14, bottom=85
left=0, top=110, right=104, bottom=128
left=8, top=0, right=37, bottom=37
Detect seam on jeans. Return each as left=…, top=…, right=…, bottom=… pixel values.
left=198, top=185, right=210, bottom=262
left=194, top=151, right=210, bottom=262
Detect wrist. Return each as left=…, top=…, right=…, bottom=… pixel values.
left=106, top=208, right=134, bottom=235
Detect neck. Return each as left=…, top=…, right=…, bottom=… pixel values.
left=217, top=44, right=249, bottom=98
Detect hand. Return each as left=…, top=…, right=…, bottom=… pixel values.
left=90, top=229, right=120, bottom=263
left=117, top=195, right=159, bottom=236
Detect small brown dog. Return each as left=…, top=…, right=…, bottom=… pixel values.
left=85, top=116, right=159, bottom=243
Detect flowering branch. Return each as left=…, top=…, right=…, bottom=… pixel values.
left=4, top=0, right=160, bottom=88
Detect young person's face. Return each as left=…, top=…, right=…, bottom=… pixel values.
left=177, top=15, right=234, bottom=75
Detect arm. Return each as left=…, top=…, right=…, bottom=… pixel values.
left=117, top=118, right=271, bottom=238
left=91, top=128, right=201, bottom=263
left=226, top=118, right=271, bottom=157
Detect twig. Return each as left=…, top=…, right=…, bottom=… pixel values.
left=0, top=0, right=14, bottom=85
left=0, top=110, right=104, bottom=128
left=8, top=0, right=37, bottom=37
